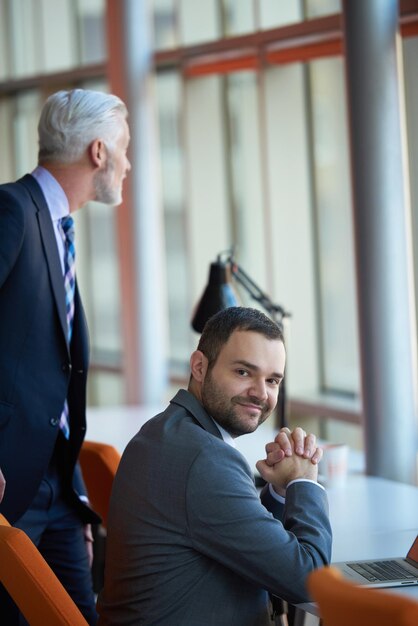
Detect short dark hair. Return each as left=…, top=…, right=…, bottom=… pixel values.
left=197, top=307, right=284, bottom=369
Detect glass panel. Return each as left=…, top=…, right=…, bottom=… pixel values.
left=13, top=90, right=41, bottom=177
left=87, top=371, right=125, bottom=406
left=153, top=0, right=177, bottom=49
left=259, top=0, right=303, bottom=30
left=184, top=74, right=232, bottom=340
left=0, top=0, right=11, bottom=79
left=179, top=0, right=220, bottom=45
left=305, top=0, right=341, bottom=18
left=0, top=98, right=15, bottom=182
left=309, top=57, right=359, bottom=394
left=225, top=71, right=267, bottom=291
left=155, top=71, right=192, bottom=370
left=75, top=200, right=122, bottom=356
left=9, top=0, right=43, bottom=77
left=76, top=0, right=106, bottom=64
left=4, top=0, right=104, bottom=78
left=39, top=0, right=77, bottom=72
left=403, top=36, right=418, bottom=338
left=264, top=63, right=320, bottom=396
left=222, top=0, right=254, bottom=36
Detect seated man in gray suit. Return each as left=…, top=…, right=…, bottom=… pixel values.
left=98, top=307, right=332, bottom=626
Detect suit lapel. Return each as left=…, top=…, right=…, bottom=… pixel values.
left=20, top=175, right=69, bottom=347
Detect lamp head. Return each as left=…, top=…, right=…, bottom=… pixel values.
left=191, top=260, right=239, bottom=333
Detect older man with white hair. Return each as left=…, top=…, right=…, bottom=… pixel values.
left=0, top=88, right=131, bottom=624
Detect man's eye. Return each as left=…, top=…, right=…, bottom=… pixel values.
left=236, top=369, right=249, bottom=376
left=267, top=378, right=280, bottom=386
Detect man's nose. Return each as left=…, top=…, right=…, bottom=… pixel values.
left=248, top=379, right=268, bottom=402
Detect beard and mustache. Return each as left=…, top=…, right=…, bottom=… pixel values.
left=201, top=369, right=273, bottom=438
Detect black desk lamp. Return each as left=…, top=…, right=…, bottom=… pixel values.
left=191, top=250, right=291, bottom=428
left=191, top=259, right=239, bottom=333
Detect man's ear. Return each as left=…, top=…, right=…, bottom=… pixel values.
left=89, top=138, right=106, bottom=168
left=190, top=350, right=208, bottom=383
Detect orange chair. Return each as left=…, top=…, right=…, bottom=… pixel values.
left=307, top=565, right=418, bottom=626
left=79, top=440, right=121, bottom=528
left=0, top=515, right=88, bottom=626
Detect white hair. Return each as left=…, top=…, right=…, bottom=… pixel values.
left=38, top=89, right=128, bottom=164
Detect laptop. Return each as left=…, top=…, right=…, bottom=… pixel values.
left=333, top=535, right=418, bottom=588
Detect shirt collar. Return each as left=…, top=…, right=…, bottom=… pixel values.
left=31, top=165, right=70, bottom=221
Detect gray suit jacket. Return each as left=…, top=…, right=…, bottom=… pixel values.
left=98, top=390, right=332, bottom=626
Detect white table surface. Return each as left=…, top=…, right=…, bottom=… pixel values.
left=86, top=404, right=418, bottom=611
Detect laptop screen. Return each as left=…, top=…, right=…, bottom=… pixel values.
left=406, top=536, right=418, bottom=565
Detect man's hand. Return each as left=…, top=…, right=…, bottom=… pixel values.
left=256, top=427, right=323, bottom=497
left=256, top=446, right=319, bottom=497
left=263, top=426, right=322, bottom=466
left=84, top=524, right=94, bottom=568
left=0, top=467, right=5, bottom=503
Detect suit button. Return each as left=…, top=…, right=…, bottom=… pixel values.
left=62, top=363, right=72, bottom=373
left=50, top=417, right=59, bottom=426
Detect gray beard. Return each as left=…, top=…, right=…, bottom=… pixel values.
left=94, top=158, right=122, bottom=206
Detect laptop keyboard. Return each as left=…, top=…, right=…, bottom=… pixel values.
left=347, top=560, right=416, bottom=582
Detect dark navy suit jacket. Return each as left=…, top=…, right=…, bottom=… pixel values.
left=0, top=174, right=99, bottom=525
left=98, top=390, right=332, bottom=626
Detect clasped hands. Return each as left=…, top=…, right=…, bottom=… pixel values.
left=256, top=427, right=323, bottom=497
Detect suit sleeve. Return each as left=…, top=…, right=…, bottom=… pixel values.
left=0, top=190, right=25, bottom=288
left=186, top=439, right=332, bottom=604
left=260, top=482, right=285, bottom=520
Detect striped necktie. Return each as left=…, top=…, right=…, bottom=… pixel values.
left=58, top=215, right=76, bottom=439
left=60, top=215, right=76, bottom=342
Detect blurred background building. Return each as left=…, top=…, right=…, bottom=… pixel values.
left=1, top=0, right=417, bottom=473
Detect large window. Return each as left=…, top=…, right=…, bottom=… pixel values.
left=151, top=0, right=418, bottom=437
left=152, top=12, right=358, bottom=400
left=404, top=35, right=418, bottom=336
left=1, top=0, right=418, bottom=420
left=0, top=0, right=122, bottom=406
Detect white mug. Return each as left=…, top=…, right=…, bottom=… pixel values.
left=319, top=443, right=349, bottom=488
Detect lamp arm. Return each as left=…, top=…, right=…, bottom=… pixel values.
left=229, top=261, right=289, bottom=322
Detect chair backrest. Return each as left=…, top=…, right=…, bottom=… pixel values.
left=0, top=523, right=88, bottom=626
left=307, top=566, right=418, bottom=626
left=79, top=440, right=121, bottom=528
